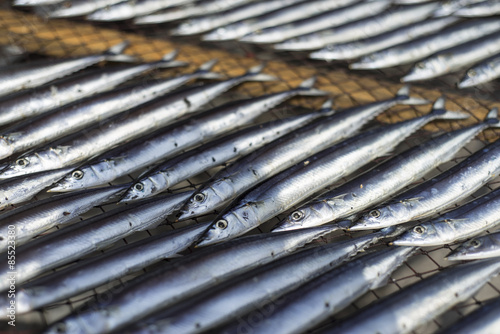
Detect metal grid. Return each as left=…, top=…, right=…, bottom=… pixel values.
left=0, top=6, right=500, bottom=334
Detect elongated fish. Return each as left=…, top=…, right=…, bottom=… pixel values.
left=87, top=0, right=196, bottom=21
left=36, top=0, right=126, bottom=18
left=222, top=246, right=417, bottom=334
left=0, top=59, right=220, bottom=162
left=0, top=222, right=210, bottom=318
left=131, top=227, right=404, bottom=334
left=0, top=51, right=185, bottom=127
left=319, top=259, right=500, bottom=334
left=239, top=1, right=391, bottom=44
left=44, top=226, right=336, bottom=334
left=454, top=0, right=500, bottom=17
left=0, top=191, right=192, bottom=291
left=0, top=41, right=134, bottom=97
left=447, top=230, right=500, bottom=260
left=274, top=3, right=439, bottom=51
left=350, top=19, right=500, bottom=70
left=310, top=17, right=459, bottom=61
left=351, top=139, right=500, bottom=231
left=458, top=54, right=500, bottom=88
left=49, top=76, right=324, bottom=192
left=121, top=108, right=332, bottom=202
left=178, top=86, right=429, bottom=221
left=199, top=99, right=467, bottom=246
left=274, top=109, right=500, bottom=232
left=402, top=32, right=500, bottom=82
left=0, top=184, right=127, bottom=252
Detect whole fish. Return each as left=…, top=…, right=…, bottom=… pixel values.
left=121, top=107, right=333, bottom=202
left=0, top=167, right=72, bottom=210
left=438, top=296, right=500, bottom=334
left=309, top=16, right=460, bottom=61
left=222, top=246, right=417, bottom=334
left=199, top=98, right=467, bottom=246
left=393, top=187, right=500, bottom=246
left=351, top=139, right=500, bottom=231
left=0, top=51, right=185, bottom=127
left=447, top=230, right=500, bottom=260
left=402, top=32, right=500, bottom=82
left=44, top=226, right=336, bottom=334
left=274, top=3, right=439, bottom=51
left=171, top=0, right=305, bottom=36
left=0, top=191, right=192, bottom=291
left=178, top=86, right=429, bottom=221
left=0, top=222, right=210, bottom=318
left=87, top=0, right=196, bottom=21
left=458, top=54, right=500, bottom=88
left=131, top=227, right=404, bottom=334
left=36, top=0, right=126, bottom=18
left=0, top=59, right=220, bottom=162
left=202, top=0, right=360, bottom=41
left=350, top=19, right=500, bottom=70
left=238, top=1, right=391, bottom=44
left=319, top=259, right=500, bottom=334
left=49, top=76, right=325, bottom=192
left=0, top=184, right=127, bottom=252
left=274, top=108, right=500, bottom=232
left=0, top=41, right=134, bottom=97
left=432, top=0, right=485, bottom=17
left=454, top=0, right=500, bottom=17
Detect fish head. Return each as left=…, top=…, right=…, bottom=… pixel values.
left=196, top=210, right=249, bottom=247
left=458, top=65, right=492, bottom=89
left=0, top=154, right=44, bottom=179
left=202, top=23, right=249, bottom=41
left=446, top=237, right=490, bottom=261
left=239, top=27, right=286, bottom=44
left=177, top=187, right=225, bottom=221
left=349, top=50, right=393, bottom=70
left=402, top=54, right=451, bottom=82
left=273, top=206, right=324, bottom=232
left=171, top=19, right=212, bottom=36
left=392, top=223, right=438, bottom=246
left=120, top=179, right=154, bottom=203
left=49, top=167, right=97, bottom=192
left=274, top=34, right=324, bottom=51
left=350, top=206, right=400, bottom=231
left=310, top=43, right=360, bottom=61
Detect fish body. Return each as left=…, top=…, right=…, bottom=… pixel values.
left=459, top=54, right=500, bottom=88
left=454, top=0, right=500, bottom=17
left=87, top=0, right=196, bottom=21
left=36, top=0, right=126, bottom=18
left=433, top=0, right=485, bottom=17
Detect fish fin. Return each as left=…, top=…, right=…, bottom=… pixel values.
left=195, top=59, right=225, bottom=80
left=485, top=107, right=500, bottom=127
left=156, top=49, right=188, bottom=68
left=295, top=76, right=329, bottom=96
left=326, top=193, right=348, bottom=204
left=103, top=41, right=137, bottom=62
left=396, top=85, right=430, bottom=105
left=400, top=197, right=424, bottom=205
left=431, top=97, right=469, bottom=120
left=244, top=63, right=277, bottom=82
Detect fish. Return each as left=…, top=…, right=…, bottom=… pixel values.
left=274, top=108, right=500, bottom=232
left=350, top=18, right=500, bottom=70
left=0, top=184, right=127, bottom=252
left=458, top=54, right=500, bottom=88
left=309, top=16, right=460, bottom=61
left=0, top=45, right=25, bottom=66
left=402, top=32, right=500, bottom=82
left=171, top=0, right=305, bottom=36
left=199, top=98, right=468, bottom=246
left=393, top=186, right=500, bottom=247
left=202, top=0, right=360, bottom=42
left=274, top=2, right=439, bottom=51
left=238, top=0, right=392, bottom=44
left=0, top=59, right=221, bottom=166
left=220, top=246, right=417, bottom=334
left=0, top=41, right=134, bottom=97
left=178, top=86, right=429, bottom=221
left=0, top=50, right=185, bottom=127
left=49, top=75, right=324, bottom=192
left=432, top=0, right=485, bottom=17
left=351, top=139, right=500, bottom=231
left=454, top=0, right=500, bottom=17
left=43, top=226, right=337, bottom=334
left=447, top=230, right=500, bottom=261
left=120, top=107, right=333, bottom=202
left=35, top=0, right=126, bottom=18
left=0, top=191, right=192, bottom=291
left=130, top=227, right=406, bottom=334
left=319, top=259, right=500, bottom=334
left=0, top=222, right=211, bottom=318
left=13, top=0, right=66, bottom=6
left=438, top=296, right=500, bottom=334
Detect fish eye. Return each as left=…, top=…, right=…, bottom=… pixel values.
left=194, top=193, right=205, bottom=202
left=467, top=69, right=477, bottom=77
left=71, top=170, right=84, bottom=179
left=470, top=239, right=482, bottom=248
left=291, top=211, right=304, bottom=221
left=216, top=219, right=228, bottom=230
left=16, top=158, right=29, bottom=167
left=134, top=183, right=144, bottom=192
left=369, top=210, right=380, bottom=218
left=413, top=225, right=426, bottom=234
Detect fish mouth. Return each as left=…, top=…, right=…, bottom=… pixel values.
left=457, top=77, right=479, bottom=89
left=400, top=71, right=428, bottom=83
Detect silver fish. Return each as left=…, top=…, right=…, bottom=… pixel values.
left=44, top=226, right=336, bottom=334
left=87, top=0, right=196, bottom=21
left=458, top=54, right=500, bottom=88
left=0, top=41, right=134, bottom=97
left=0, top=50, right=185, bottom=127
left=132, top=227, right=404, bottom=334
left=202, top=0, right=360, bottom=41
left=200, top=98, right=467, bottom=246
left=402, top=32, right=500, bottom=82
left=223, top=246, right=417, bottom=334
left=310, top=16, right=460, bottom=61
left=171, top=0, right=304, bottom=36
left=0, top=222, right=210, bottom=318
left=351, top=139, right=500, bottom=231
left=432, top=0, right=485, bottom=17
left=238, top=1, right=391, bottom=44
left=49, top=75, right=324, bottom=192
left=447, top=230, right=500, bottom=260
left=13, top=0, right=65, bottom=5
left=274, top=3, right=439, bottom=51
left=454, top=0, right=500, bottom=17
left=274, top=108, right=500, bottom=232
left=0, top=184, right=127, bottom=252
left=320, top=259, right=500, bottom=334
left=0, top=191, right=192, bottom=291
left=178, top=86, right=429, bottom=221
left=350, top=18, right=500, bottom=70
left=0, top=59, right=220, bottom=166
left=35, top=0, right=126, bottom=18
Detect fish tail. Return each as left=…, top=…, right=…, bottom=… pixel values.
left=195, top=59, right=225, bottom=80
left=244, top=63, right=277, bottom=82
left=317, top=98, right=337, bottom=116
left=103, top=41, right=137, bottom=62
left=155, top=49, right=187, bottom=68
left=485, top=107, right=500, bottom=127
left=295, top=76, right=329, bottom=96
left=431, top=97, right=469, bottom=120
left=396, top=85, right=430, bottom=105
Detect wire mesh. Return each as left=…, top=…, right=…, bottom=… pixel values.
left=0, top=5, right=500, bottom=334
